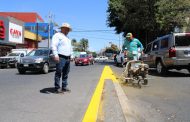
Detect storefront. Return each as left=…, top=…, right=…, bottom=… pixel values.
left=0, top=16, right=42, bottom=56
left=0, top=16, right=24, bottom=56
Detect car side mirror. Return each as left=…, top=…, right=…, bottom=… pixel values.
left=50, top=54, right=54, bottom=57
left=20, top=53, right=24, bottom=57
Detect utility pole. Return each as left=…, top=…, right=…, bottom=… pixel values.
left=47, top=12, right=53, bottom=48
left=119, top=34, right=120, bottom=50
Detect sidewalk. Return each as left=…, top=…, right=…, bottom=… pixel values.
left=97, top=80, right=140, bottom=122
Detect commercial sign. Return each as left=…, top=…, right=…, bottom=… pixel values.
left=9, top=22, right=23, bottom=43
left=0, top=20, right=5, bottom=39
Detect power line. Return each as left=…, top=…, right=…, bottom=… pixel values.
left=70, top=34, right=119, bottom=41
left=72, top=29, right=115, bottom=32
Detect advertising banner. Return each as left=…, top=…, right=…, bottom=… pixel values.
left=9, top=22, right=23, bottom=43
left=0, top=20, right=5, bottom=40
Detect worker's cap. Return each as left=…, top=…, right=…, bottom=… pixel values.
left=59, top=23, right=72, bottom=31
left=126, top=33, right=133, bottom=38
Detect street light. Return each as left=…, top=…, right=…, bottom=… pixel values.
left=48, top=23, right=50, bottom=48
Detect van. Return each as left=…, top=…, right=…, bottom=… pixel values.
left=142, top=33, right=190, bottom=75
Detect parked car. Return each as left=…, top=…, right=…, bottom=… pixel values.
left=75, top=54, right=94, bottom=66
left=0, top=48, right=32, bottom=68
left=17, top=48, right=56, bottom=74
left=0, top=52, right=24, bottom=68
left=115, top=51, right=125, bottom=66
left=94, top=56, right=108, bottom=62
left=141, top=33, right=190, bottom=75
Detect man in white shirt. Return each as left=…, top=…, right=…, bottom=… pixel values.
left=51, top=23, right=72, bottom=93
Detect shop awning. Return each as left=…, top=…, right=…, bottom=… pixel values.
left=24, top=30, right=42, bottom=41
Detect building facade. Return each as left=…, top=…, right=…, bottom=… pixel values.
left=0, top=12, right=55, bottom=48
left=0, top=16, right=24, bottom=56
left=0, top=15, right=43, bottom=56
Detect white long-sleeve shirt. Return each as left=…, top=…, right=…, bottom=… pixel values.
left=51, top=32, right=72, bottom=57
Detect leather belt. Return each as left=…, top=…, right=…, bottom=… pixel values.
left=58, top=54, right=70, bottom=59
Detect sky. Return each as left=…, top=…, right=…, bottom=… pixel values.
left=0, top=0, right=123, bottom=52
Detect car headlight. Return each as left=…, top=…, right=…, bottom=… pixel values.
left=84, top=59, right=88, bottom=61
left=9, top=58, right=16, bottom=61
left=35, top=58, right=44, bottom=63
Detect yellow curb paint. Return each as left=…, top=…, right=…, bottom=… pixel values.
left=82, top=66, right=118, bottom=122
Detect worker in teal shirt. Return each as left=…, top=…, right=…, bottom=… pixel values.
left=122, top=33, right=144, bottom=61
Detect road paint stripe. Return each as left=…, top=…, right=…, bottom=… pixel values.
left=82, top=66, right=117, bottom=122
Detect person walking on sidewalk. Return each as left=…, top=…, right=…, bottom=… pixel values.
left=51, top=23, right=72, bottom=93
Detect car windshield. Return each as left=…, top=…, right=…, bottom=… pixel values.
left=79, top=54, right=88, bottom=58
left=175, top=35, right=190, bottom=46
left=27, top=49, right=49, bottom=56
left=7, top=53, right=20, bottom=56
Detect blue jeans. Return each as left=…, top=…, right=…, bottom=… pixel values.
left=54, top=57, right=70, bottom=89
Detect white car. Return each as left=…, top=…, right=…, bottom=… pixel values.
left=94, top=56, right=108, bottom=62
left=115, top=52, right=125, bottom=66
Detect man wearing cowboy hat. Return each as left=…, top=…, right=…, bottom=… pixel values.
left=51, top=22, right=72, bottom=93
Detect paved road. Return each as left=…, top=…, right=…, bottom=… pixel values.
left=0, top=62, right=106, bottom=122
left=111, top=64, right=190, bottom=122
left=1, top=61, right=190, bottom=122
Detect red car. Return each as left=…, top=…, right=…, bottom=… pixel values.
left=75, top=54, right=94, bottom=66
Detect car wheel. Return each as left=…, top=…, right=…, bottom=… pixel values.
left=18, top=69, right=26, bottom=74
left=75, top=63, right=78, bottom=66
left=187, top=68, right=190, bottom=73
left=91, top=61, right=94, bottom=65
left=42, top=63, right=49, bottom=74
left=156, top=60, right=167, bottom=75
left=15, top=63, right=17, bottom=68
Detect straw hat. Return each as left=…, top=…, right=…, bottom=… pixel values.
left=59, top=23, right=72, bottom=31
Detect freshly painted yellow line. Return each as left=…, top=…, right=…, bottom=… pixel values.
left=82, top=66, right=118, bottom=122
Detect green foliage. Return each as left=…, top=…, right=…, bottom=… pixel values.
left=156, top=0, right=190, bottom=32
left=105, top=43, right=119, bottom=54
left=107, top=0, right=190, bottom=44
left=71, top=39, right=77, bottom=46
left=80, top=38, right=89, bottom=52
left=71, top=38, right=89, bottom=52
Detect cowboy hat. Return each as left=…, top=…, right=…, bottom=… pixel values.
left=59, top=23, right=72, bottom=31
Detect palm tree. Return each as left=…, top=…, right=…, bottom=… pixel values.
left=80, top=38, right=89, bottom=51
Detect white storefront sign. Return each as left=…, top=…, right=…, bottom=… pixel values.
left=9, top=22, right=23, bottom=43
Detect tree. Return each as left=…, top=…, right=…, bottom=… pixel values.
left=105, top=43, right=119, bottom=54
left=80, top=38, right=89, bottom=51
left=71, top=39, right=77, bottom=46
left=107, top=0, right=190, bottom=45
left=155, top=0, right=190, bottom=33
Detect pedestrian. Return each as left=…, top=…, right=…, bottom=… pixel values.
left=51, top=23, right=72, bottom=93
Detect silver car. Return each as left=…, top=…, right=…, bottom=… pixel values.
left=142, top=33, right=190, bottom=75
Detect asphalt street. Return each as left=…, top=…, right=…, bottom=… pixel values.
left=0, top=62, right=105, bottom=122
left=0, top=61, right=190, bottom=122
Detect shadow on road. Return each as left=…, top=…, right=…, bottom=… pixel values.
left=40, top=87, right=56, bottom=94
left=148, top=69, right=190, bottom=77
left=94, top=61, right=116, bottom=66
left=16, top=69, right=55, bottom=75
